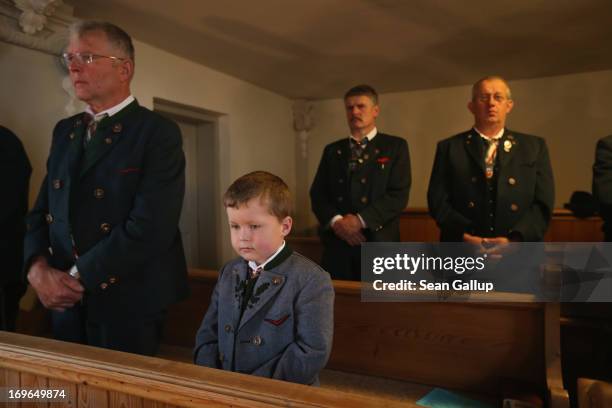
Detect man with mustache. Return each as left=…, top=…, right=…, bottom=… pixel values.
left=310, top=85, right=411, bottom=280
left=24, top=21, right=188, bottom=355
left=428, top=76, right=554, bottom=245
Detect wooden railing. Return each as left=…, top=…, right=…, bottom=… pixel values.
left=0, top=331, right=405, bottom=408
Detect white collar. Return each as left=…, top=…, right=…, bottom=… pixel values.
left=473, top=126, right=504, bottom=141
left=349, top=127, right=377, bottom=143
left=248, top=240, right=286, bottom=271
left=85, top=95, right=135, bottom=120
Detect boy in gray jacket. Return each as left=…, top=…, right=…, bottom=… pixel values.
left=194, top=171, right=334, bottom=385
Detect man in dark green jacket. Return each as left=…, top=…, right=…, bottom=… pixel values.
left=593, top=135, right=612, bottom=241
left=310, top=85, right=411, bottom=280
left=428, top=76, right=554, bottom=244
left=24, top=21, right=188, bottom=355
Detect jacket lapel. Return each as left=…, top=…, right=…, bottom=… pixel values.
left=335, top=139, right=351, bottom=174
left=231, top=263, right=248, bottom=329
left=497, top=129, right=517, bottom=169
left=238, top=270, right=286, bottom=330
left=464, top=130, right=485, bottom=173
left=68, top=116, right=87, bottom=179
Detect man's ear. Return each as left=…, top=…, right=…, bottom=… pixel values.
left=467, top=100, right=475, bottom=115
left=119, top=60, right=134, bottom=82
left=506, top=99, right=514, bottom=114
left=280, top=216, right=293, bottom=237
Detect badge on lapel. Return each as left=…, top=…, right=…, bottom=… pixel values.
left=504, top=140, right=512, bottom=153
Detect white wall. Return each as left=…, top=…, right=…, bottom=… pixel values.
left=0, top=39, right=295, bottom=263
left=307, top=70, right=612, bottom=226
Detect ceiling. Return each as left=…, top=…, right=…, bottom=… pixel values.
left=70, top=0, right=612, bottom=100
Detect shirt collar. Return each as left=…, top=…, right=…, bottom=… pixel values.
left=248, top=240, right=286, bottom=271
left=85, top=95, right=135, bottom=120
left=473, top=126, right=504, bottom=141
left=350, top=127, right=378, bottom=143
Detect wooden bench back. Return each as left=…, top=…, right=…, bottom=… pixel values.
left=164, top=270, right=561, bottom=397
left=0, top=331, right=403, bottom=408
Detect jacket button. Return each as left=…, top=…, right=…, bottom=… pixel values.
left=468, top=201, right=475, bottom=208
left=108, top=276, right=117, bottom=284
left=69, top=132, right=75, bottom=140
left=104, top=137, right=113, bottom=144
left=45, top=214, right=54, bottom=224
left=361, top=177, right=367, bottom=184
left=471, top=176, right=477, bottom=183
left=52, top=179, right=63, bottom=189
left=336, top=149, right=342, bottom=155
left=338, top=178, right=344, bottom=183
left=358, top=158, right=364, bottom=164
left=510, top=203, right=519, bottom=212
left=251, top=336, right=263, bottom=346
left=94, top=188, right=105, bottom=199
left=508, top=177, right=516, bottom=185
left=224, top=324, right=232, bottom=333
left=100, top=282, right=109, bottom=290
left=337, top=196, right=343, bottom=202
left=100, top=223, right=112, bottom=234
left=112, top=123, right=122, bottom=133
left=361, top=197, right=368, bottom=204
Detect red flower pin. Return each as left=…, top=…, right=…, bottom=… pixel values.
left=377, top=156, right=390, bottom=169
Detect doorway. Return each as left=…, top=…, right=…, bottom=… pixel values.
left=154, top=98, right=222, bottom=269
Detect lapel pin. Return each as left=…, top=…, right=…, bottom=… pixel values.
left=112, top=123, right=122, bottom=133
left=272, top=277, right=282, bottom=285
left=504, top=140, right=512, bottom=152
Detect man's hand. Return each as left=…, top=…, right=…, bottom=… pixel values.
left=482, top=236, right=516, bottom=258
left=463, top=232, right=484, bottom=245
left=332, top=216, right=366, bottom=246
left=27, top=257, right=84, bottom=311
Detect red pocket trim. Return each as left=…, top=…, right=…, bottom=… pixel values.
left=118, top=167, right=140, bottom=174
left=264, top=314, right=290, bottom=326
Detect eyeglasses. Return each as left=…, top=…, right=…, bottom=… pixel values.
left=61, top=52, right=125, bottom=67
left=475, top=94, right=509, bottom=103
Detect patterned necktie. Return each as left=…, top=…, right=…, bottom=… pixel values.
left=484, top=137, right=499, bottom=179
left=249, top=266, right=262, bottom=280
left=83, top=113, right=108, bottom=146
left=349, top=138, right=368, bottom=171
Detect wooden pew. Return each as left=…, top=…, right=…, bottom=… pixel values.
left=162, top=269, right=569, bottom=407
left=0, top=331, right=405, bottom=408
left=400, top=208, right=604, bottom=242
left=289, top=208, right=604, bottom=265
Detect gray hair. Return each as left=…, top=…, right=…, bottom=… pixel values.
left=471, top=76, right=512, bottom=100
left=69, top=21, right=135, bottom=63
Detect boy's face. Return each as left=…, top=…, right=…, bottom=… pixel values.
left=227, top=198, right=292, bottom=265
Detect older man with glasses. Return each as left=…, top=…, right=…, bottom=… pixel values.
left=427, top=76, right=554, bottom=246
left=24, top=21, right=188, bottom=355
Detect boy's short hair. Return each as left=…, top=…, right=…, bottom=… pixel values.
left=344, top=84, right=379, bottom=105
left=224, top=171, right=292, bottom=220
